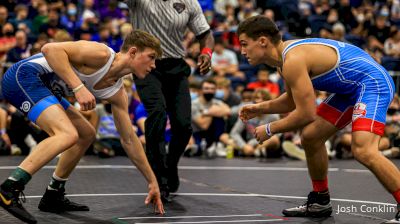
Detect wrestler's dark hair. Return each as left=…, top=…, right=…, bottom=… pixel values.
left=237, top=15, right=281, bottom=44
left=121, top=29, right=162, bottom=58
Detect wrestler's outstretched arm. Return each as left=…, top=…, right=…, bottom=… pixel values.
left=108, top=87, right=165, bottom=214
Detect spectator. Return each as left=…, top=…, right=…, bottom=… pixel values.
left=97, top=25, right=122, bottom=52
left=99, top=0, right=124, bottom=22
left=230, top=89, right=280, bottom=157
left=212, top=38, right=245, bottom=80
left=9, top=4, right=33, bottom=32
left=53, top=29, right=73, bottom=42
left=215, top=78, right=241, bottom=107
left=32, top=2, right=49, bottom=35
left=384, top=29, right=400, bottom=58
left=120, top=22, right=133, bottom=39
left=60, top=2, right=81, bottom=34
left=237, top=1, right=258, bottom=22
left=0, top=6, right=8, bottom=32
left=331, top=22, right=347, bottom=42
left=246, top=66, right=280, bottom=98
left=368, top=14, right=391, bottom=50
left=93, top=102, right=124, bottom=158
left=0, top=23, right=16, bottom=62
left=6, top=30, right=31, bottom=63
left=191, top=78, right=231, bottom=154
left=81, top=0, right=100, bottom=26
left=39, top=9, right=66, bottom=38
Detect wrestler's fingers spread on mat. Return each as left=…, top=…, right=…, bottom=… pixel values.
left=155, top=198, right=165, bottom=215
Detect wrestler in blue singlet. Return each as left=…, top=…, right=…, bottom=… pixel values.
left=1, top=53, right=71, bottom=123
left=282, top=38, right=395, bottom=136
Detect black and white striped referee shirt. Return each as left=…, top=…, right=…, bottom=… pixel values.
left=125, top=0, right=210, bottom=59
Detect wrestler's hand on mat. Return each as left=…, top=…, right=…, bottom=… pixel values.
left=75, top=87, right=96, bottom=111
left=254, top=124, right=270, bottom=144
left=239, top=104, right=262, bottom=122
left=198, top=54, right=211, bottom=75
left=145, top=183, right=165, bottom=215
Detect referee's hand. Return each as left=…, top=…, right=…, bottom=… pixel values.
left=198, top=54, right=211, bottom=75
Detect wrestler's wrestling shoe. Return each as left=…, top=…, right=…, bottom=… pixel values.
left=38, top=188, right=89, bottom=213
left=384, top=205, right=400, bottom=223
left=0, top=181, right=37, bottom=223
left=282, top=191, right=332, bottom=217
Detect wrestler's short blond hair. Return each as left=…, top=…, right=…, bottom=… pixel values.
left=121, top=29, right=162, bottom=58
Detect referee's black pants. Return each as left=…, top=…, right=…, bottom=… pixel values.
left=135, top=58, right=192, bottom=188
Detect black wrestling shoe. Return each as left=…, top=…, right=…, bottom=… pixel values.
left=384, top=204, right=400, bottom=223
left=282, top=191, right=332, bottom=217
left=168, top=166, right=180, bottom=193
left=0, top=181, right=37, bottom=223
left=38, top=188, right=89, bottom=213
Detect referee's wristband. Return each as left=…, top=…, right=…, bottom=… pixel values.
left=201, top=47, right=213, bottom=59
left=72, top=83, right=85, bottom=93
left=265, top=123, right=273, bottom=137
left=0, top=129, right=6, bottom=135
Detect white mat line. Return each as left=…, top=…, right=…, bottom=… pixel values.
left=134, top=219, right=284, bottom=224
left=119, top=214, right=262, bottom=220
left=0, top=165, right=345, bottom=172
left=24, top=192, right=396, bottom=206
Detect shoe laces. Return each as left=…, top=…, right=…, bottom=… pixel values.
left=12, top=190, right=26, bottom=207
left=296, top=192, right=319, bottom=211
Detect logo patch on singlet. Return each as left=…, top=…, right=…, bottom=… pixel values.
left=173, top=2, right=185, bottom=14
left=352, top=102, right=367, bottom=121
left=20, top=101, right=31, bottom=112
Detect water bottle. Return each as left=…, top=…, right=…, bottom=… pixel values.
left=226, top=145, right=234, bottom=159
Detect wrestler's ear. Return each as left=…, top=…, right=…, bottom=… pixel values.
left=128, top=46, right=138, bottom=57
left=259, top=36, right=268, bottom=48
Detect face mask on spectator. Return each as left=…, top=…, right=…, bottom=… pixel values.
left=4, top=31, right=14, bottom=37
left=387, top=108, right=398, bottom=115
left=203, top=93, right=215, bottom=102
left=215, top=89, right=224, bottom=99
left=356, top=14, right=365, bottom=23
left=190, top=92, right=198, bottom=100
left=68, top=8, right=77, bottom=16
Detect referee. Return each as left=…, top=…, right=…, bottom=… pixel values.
left=124, top=0, right=214, bottom=202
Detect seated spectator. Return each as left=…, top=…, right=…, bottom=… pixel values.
left=0, top=6, right=7, bottom=32
left=331, top=22, right=347, bottom=42
left=32, top=2, right=49, bottom=35
left=215, top=78, right=241, bottom=107
left=96, top=25, right=122, bottom=52
left=94, top=102, right=126, bottom=158
left=219, top=88, right=253, bottom=146
left=133, top=102, right=172, bottom=148
left=191, top=78, right=231, bottom=155
left=211, top=38, right=245, bottom=80
left=120, top=22, right=133, bottom=39
left=6, top=30, right=31, bottom=63
left=384, top=29, right=400, bottom=58
left=9, top=4, right=33, bottom=32
left=382, top=94, right=400, bottom=157
left=53, top=29, right=73, bottom=42
left=246, top=66, right=280, bottom=98
left=99, top=0, right=125, bottom=22
left=230, top=89, right=280, bottom=157
left=0, top=23, right=16, bottom=62
left=368, top=13, right=391, bottom=51
left=60, top=2, right=82, bottom=34
left=39, top=9, right=66, bottom=38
